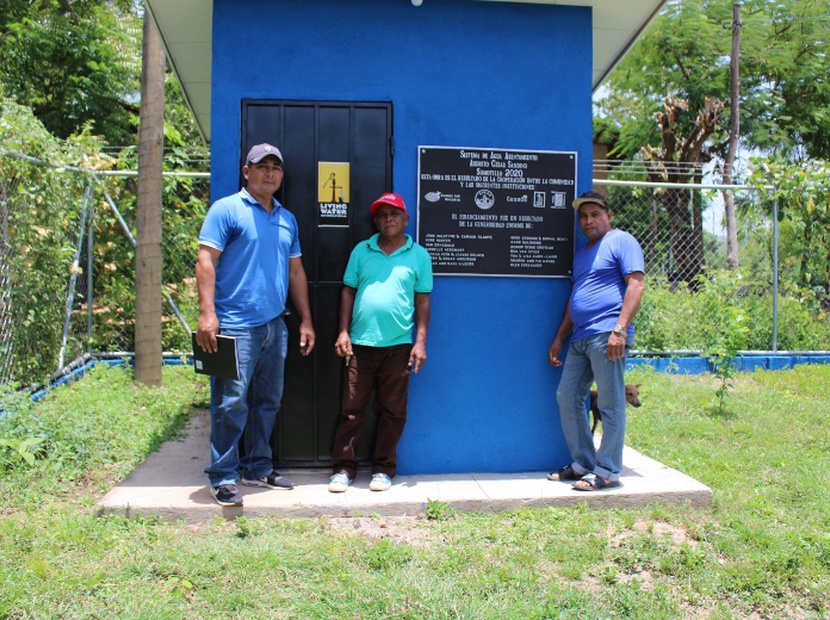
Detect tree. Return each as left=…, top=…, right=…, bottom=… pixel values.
left=748, top=157, right=830, bottom=302
left=134, top=9, right=164, bottom=387
left=597, top=0, right=830, bottom=278
left=641, top=96, right=724, bottom=283
left=741, top=1, right=830, bottom=159
left=602, top=0, right=830, bottom=161
left=0, top=1, right=206, bottom=385
left=723, top=2, right=742, bottom=270
left=0, top=0, right=141, bottom=145
left=598, top=3, right=734, bottom=282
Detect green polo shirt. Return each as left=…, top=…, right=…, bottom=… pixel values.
left=343, top=233, right=433, bottom=347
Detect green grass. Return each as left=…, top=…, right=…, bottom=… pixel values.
left=1, top=363, right=829, bottom=619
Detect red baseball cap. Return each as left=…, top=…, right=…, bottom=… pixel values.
left=370, top=192, right=407, bottom=216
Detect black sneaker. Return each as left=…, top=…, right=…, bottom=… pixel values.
left=241, top=471, right=294, bottom=490
left=211, top=483, right=243, bottom=507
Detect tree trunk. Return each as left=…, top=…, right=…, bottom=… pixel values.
left=692, top=184, right=705, bottom=272
left=646, top=195, right=659, bottom=267
left=659, top=187, right=703, bottom=284
left=723, top=2, right=742, bottom=269
left=135, top=10, right=165, bottom=386
left=642, top=95, right=724, bottom=288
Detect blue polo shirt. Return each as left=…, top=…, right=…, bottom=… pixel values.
left=198, top=188, right=301, bottom=329
left=569, top=228, right=644, bottom=343
left=344, top=233, right=433, bottom=347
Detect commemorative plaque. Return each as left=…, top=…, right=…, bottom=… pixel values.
left=416, top=146, right=577, bottom=277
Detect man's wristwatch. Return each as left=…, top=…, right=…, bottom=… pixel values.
left=612, top=324, right=626, bottom=337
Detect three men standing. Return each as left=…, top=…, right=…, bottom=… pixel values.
left=195, top=145, right=639, bottom=501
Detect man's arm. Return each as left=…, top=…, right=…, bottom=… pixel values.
left=409, top=292, right=431, bottom=373
left=288, top=256, right=315, bottom=356
left=548, top=300, right=574, bottom=367
left=195, top=245, right=222, bottom=353
left=606, top=271, right=645, bottom=361
left=334, top=285, right=356, bottom=358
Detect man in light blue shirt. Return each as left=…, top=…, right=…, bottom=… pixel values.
left=195, top=143, right=315, bottom=507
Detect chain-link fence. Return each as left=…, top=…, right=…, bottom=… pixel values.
left=602, top=177, right=830, bottom=355
left=0, top=149, right=207, bottom=389
left=2, top=149, right=830, bottom=390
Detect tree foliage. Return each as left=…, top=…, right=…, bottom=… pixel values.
left=599, top=0, right=830, bottom=161
left=0, top=1, right=205, bottom=149
left=0, top=88, right=207, bottom=387
left=0, top=93, right=108, bottom=386
left=747, top=156, right=830, bottom=301
left=597, top=0, right=830, bottom=283
left=0, top=0, right=141, bottom=145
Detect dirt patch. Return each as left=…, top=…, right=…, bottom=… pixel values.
left=604, top=519, right=700, bottom=594
left=326, top=515, right=434, bottom=546
left=611, top=519, right=699, bottom=549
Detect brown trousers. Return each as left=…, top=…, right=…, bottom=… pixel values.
left=330, top=344, right=411, bottom=479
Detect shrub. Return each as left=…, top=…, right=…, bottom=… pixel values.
left=634, top=270, right=830, bottom=353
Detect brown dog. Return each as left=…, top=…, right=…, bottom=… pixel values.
left=589, top=384, right=642, bottom=434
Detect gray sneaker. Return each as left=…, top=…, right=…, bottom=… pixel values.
left=211, top=483, right=243, bottom=507
left=242, top=471, right=294, bottom=490
left=328, top=472, right=352, bottom=493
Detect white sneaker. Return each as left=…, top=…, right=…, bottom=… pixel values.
left=369, top=472, right=392, bottom=492
left=328, top=472, right=352, bottom=493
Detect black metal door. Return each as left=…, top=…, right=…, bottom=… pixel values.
left=241, top=100, right=393, bottom=466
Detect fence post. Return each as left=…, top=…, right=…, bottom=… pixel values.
left=87, top=187, right=94, bottom=353
left=57, top=182, right=92, bottom=370
left=772, top=194, right=779, bottom=352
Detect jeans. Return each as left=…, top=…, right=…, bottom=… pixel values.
left=331, top=344, right=412, bottom=479
left=205, top=316, right=287, bottom=487
left=555, top=331, right=634, bottom=481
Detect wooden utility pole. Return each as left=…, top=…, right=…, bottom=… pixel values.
left=135, top=9, right=165, bottom=386
left=723, top=2, right=741, bottom=269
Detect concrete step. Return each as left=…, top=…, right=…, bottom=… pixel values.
left=96, top=411, right=712, bottom=522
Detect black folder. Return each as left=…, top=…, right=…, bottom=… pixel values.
left=191, top=332, right=240, bottom=380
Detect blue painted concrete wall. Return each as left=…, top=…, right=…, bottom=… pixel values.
left=210, top=0, right=594, bottom=474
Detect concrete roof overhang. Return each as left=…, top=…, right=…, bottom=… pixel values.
left=144, top=0, right=667, bottom=142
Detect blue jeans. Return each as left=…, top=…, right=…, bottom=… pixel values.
left=555, top=331, right=634, bottom=481
left=205, top=316, right=288, bottom=487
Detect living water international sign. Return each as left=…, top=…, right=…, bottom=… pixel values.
left=416, top=146, right=577, bottom=277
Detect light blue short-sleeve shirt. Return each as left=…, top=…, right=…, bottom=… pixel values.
left=344, top=233, right=433, bottom=347
left=198, top=189, right=301, bottom=329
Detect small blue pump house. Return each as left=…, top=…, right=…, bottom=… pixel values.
left=147, top=0, right=666, bottom=474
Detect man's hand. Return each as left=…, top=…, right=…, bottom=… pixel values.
left=606, top=331, right=626, bottom=361
left=548, top=337, right=564, bottom=367
left=195, top=312, right=220, bottom=353
left=298, top=320, right=315, bottom=356
left=409, top=343, right=427, bottom=374
left=334, top=332, right=353, bottom=359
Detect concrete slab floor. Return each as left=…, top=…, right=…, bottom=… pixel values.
left=96, top=411, right=712, bottom=523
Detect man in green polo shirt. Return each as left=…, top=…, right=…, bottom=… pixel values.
left=328, top=192, right=433, bottom=492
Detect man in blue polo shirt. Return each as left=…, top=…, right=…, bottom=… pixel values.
left=547, top=190, right=644, bottom=492
left=328, top=192, right=433, bottom=493
left=195, top=143, right=315, bottom=507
